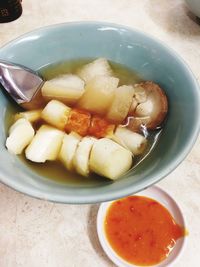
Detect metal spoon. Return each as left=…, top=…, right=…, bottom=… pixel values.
left=0, top=60, right=44, bottom=105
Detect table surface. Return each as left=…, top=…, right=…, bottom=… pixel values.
left=0, top=1, right=200, bottom=267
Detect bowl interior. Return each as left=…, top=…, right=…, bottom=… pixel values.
left=0, top=22, right=199, bottom=203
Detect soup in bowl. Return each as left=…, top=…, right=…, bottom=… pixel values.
left=0, top=22, right=199, bottom=203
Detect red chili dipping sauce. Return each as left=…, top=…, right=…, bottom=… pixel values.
left=104, top=196, right=185, bottom=266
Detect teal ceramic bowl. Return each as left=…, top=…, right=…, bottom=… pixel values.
left=0, top=22, right=200, bottom=204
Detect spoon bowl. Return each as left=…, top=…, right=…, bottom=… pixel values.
left=0, top=60, right=43, bottom=104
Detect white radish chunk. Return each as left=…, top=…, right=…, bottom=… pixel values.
left=59, top=132, right=82, bottom=171
left=14, top=109, right=42, bottom=123
left=25, top=125, right=64, bottom=163
left=106, top=85, right=134, bottom=123
left=78, top=58, right=113, bottom=83
left=78, top=76, right=119, bottom=115
left=90, top=138, right=132, bottom=180
left=115, top=126, right=147, bottom=155
left=6, top=118, right=35, bottom=155
left=41, top=100, right=71, bottom=130
left=73, top=137, right=97, bottom=177
left=41, top=74, right=85, bottom=105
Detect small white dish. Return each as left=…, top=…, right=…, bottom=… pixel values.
left=97, top=186, right=187, bottom=267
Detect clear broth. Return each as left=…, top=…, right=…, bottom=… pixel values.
left=5, top=59, right=162, bottom=185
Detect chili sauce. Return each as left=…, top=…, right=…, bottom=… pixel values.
left=104, top=196, right=185, bottom=266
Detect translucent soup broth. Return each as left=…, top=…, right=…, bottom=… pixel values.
left=5, top=59, right=162, bottom=186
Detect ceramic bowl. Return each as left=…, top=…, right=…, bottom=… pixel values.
left=185, top=0, right=200, bottom=18
left=0, top=22, right=200, bottom=204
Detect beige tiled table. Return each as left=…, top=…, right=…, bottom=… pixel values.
left=0, top=1, right=200, bottom=266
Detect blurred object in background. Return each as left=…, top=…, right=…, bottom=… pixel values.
left=0, top=0, right=22, bottom=23
left=185, top=0, right=200, bottom=18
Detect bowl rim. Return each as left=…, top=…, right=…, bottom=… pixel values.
left=96, top=185, right=187, bottom=267
left=0, top=21, right=200, bottom=204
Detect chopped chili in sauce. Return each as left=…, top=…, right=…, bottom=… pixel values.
left=104, top=196, right=185, bottom=266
